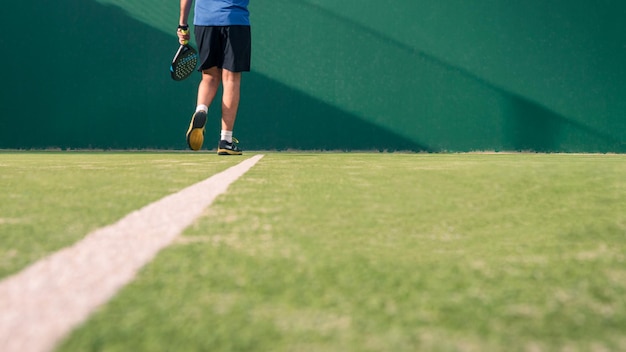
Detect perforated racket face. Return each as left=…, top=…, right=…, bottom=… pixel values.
left=170, top=45, right=198, bottom=81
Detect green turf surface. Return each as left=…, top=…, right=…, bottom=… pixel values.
left=0, top=152, right=244, bottom=278
left=51, top=153, right=625, bottom=351
left=2, top=152, right=625, bottom=351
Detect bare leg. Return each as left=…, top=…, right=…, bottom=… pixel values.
left=221, top=69, right=242, bottom=131
left=198, top=67, right=222, bottom=108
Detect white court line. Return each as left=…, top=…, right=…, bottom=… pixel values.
left=0, top=154, right=264, bottom=352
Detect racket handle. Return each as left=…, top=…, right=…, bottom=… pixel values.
left=178, top=27, right=190, bottom=45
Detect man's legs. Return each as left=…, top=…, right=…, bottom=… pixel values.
left=188, top=66, right=243, bottom=154
left=200, top=68, right=242, bottom=135
left=187, top=25, right=249, bottom=152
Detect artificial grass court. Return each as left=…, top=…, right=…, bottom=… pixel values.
left=1, top=152, right=625, bottom=351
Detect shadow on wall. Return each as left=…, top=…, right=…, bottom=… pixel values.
left=288, top=1, right=625, bottom=153
left=504, top=95, right=624, bottom=152
left=0, top=0, right=426, bottom=151
left=505, top=97, right=564, bottom=152
left=2, top=0, right=622, bottom=152
left=238, top=73, right=429, bottom=151
left=0, top=0, right=188, bottom=149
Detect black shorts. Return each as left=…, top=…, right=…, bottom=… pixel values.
left=194, top=25, right=251, bottom=72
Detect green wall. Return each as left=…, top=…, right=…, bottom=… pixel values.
left=1, top=0, right=625, bottom=152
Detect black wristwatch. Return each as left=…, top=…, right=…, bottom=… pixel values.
left=177, top=24, right=189, bottom=31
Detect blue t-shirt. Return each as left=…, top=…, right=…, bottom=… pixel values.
left=194, top=0, right=250, bottom=26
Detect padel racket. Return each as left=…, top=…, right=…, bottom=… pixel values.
left=170, top=41, right=198, bottom=81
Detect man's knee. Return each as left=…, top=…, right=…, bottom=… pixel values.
left=202, top=67, right=222, bottom=80
left=221, top=69, right=242, bottom=83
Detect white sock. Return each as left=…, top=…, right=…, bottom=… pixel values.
left=196, top=104, right=208, bottom=113
left=221, top=130, right=233, bottom=143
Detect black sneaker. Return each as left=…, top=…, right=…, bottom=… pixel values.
left=217, top=138, right=243, bottom=155
left=186, top=110, right=207, bottom=151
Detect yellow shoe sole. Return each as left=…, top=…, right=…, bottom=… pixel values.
left=186, top=111, right=207, bottom=151
left=187, top=129, right=205, bottom=151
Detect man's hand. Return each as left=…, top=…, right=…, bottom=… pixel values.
left=177, top=25, right=190, bottom=45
